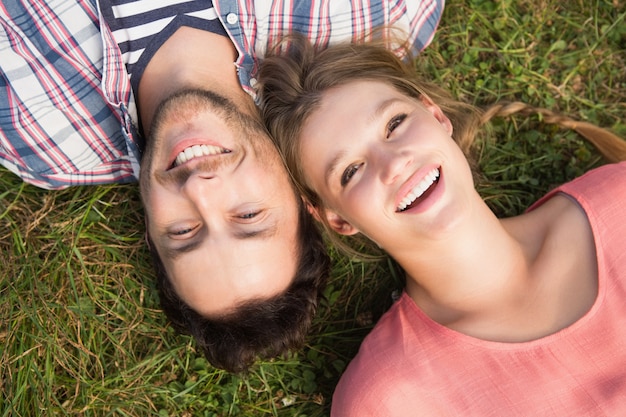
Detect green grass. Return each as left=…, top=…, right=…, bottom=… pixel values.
left=1, top=1, right=625, bottom=415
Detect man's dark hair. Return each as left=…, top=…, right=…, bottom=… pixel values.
left=147, top=198, right=330, bottom=374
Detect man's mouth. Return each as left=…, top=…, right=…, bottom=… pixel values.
left=396, top=167, right=440, bottom=212
left=172, top=144, right=231, bottom=168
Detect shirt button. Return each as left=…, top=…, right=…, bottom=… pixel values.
left=249, top=78, right=258, bottom=88
left=226, top=13, right=238, bottom=25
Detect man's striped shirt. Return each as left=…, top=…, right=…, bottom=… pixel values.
left=0, top=0, right=443, bottom=189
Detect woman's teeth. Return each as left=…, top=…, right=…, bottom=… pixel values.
left=174, top=144, right=228, bottom=166
left=397, top=168, right=440, bottom=212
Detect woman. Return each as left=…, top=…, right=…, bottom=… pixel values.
left=258, top=35, right=626, bottom=416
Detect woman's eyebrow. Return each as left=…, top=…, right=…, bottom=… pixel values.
left=323, top=97, right=403, bottom=187
left=325, top=150, right=348, bottom=188
left=372, top=98, right=403, bottom=122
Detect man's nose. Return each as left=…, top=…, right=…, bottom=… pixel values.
left=181, top=171, right=221, bottom=208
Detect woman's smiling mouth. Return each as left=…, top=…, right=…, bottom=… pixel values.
left=396, top=167, right=440, bottom=212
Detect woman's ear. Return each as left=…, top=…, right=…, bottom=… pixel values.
left=324, top=210, right=359, bottom=236
left=304, top=198, right=359, bottom=235
left=420, top=94, right=453, bottom=136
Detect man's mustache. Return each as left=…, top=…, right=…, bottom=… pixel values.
left=155, top=151, right=240, bottom=187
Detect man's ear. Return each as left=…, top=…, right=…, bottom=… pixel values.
left=144, top=217, right=151, bottom=249
left=305, top=201, right=323, bottom=223
left=420, top=94, right=453, bottom=136
left=325, top=210, right=359, bottom=236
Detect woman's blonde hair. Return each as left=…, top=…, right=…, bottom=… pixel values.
left=258, top=33, right=626, bottom=257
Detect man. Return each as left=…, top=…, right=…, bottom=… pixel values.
left=0, top=0, right=443, bottom=372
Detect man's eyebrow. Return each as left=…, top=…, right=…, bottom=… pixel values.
left=164, top=238, right=203, bottom=261
left=232, top=221, right=279, bottom=240
left=164, top=222, right=280, bottom=260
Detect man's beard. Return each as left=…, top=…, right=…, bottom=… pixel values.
left=138, top=88, right=269, bottom=193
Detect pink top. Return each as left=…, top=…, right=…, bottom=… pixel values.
left=331, top=162, right=626, bottom=416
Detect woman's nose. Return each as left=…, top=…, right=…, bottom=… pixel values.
left=378, top=149, right=412, bottom=185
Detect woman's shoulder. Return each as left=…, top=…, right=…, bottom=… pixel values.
left=520, top=162, right=626, bottom=336
left=555, top=162, right=626, bottom=233
left=526, top=161, right=626, bottom=235
left=528, top=161, right=626, bottom=212
left=560, top=161, right=626, bottom=195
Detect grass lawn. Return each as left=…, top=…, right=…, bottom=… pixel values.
left=1, top=1, right=624, bottom=415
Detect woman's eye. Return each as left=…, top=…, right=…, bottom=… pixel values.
left=341, top=163, right=362, bottom=186
left=386, top=114, right=407, bottom=137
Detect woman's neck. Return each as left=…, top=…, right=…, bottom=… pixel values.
left=400, top=193, right=598, bottom=342
left=401, top=200, right=532, bottom=325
